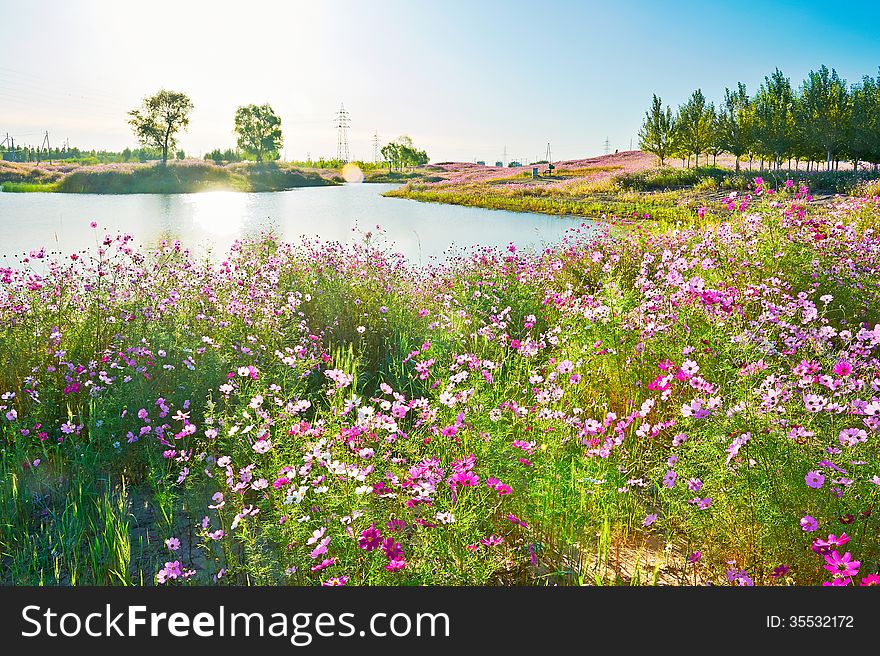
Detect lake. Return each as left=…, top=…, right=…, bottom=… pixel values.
left=0, top=183, right=593, bottom=265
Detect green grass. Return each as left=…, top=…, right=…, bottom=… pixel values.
left=1, top=181, right=58, bottom=192
left=386, top=185, right=696, bottom=223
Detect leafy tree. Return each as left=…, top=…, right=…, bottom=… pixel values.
left=380, top=142, right=400, bottom=172
left=127, top=89, right=194, bottom=165
left=716, top=83, right=753, bottom=171
left=799, top=66, right=850, bottom=170
left=638, top=94, right=676, bottom=166
left=234, top=104, right=283, bottom=163
left=850, top=72, right=880, bottom=169
left=676, top=89, right=714, bottom=167
left=381, top=136, right=428, bottom=171
left=753, top=69, right=795, bottom=169
left=706, top=105, right=725, bottom=166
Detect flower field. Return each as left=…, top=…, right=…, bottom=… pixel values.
left=2, top=180, right=880, bottom=587
left=387, top=152, right=880, bottom=223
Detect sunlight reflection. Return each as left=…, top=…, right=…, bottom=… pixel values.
left=190, top=191, right=248, bottom=236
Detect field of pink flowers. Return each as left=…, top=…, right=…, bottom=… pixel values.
left=1, top=179, right=879, bottom=586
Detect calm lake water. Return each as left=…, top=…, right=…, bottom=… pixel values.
left=0, top=183, right=591, bottom=265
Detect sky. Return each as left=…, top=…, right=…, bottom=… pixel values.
left=1, top=0, right=879, bottom=163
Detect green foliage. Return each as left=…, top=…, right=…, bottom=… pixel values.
left=643, top=64, right=880, bottom=171
left=798, top=66, right=850, bottom=167
left=233, top=104, right=284, bottom=163
left=675, top=90, right=715, bottom=167
left=381, top=136, right=429, bottom=172
left=127, top=89, right=194, bottom=164
left=638, top=94, right=676, bottom=166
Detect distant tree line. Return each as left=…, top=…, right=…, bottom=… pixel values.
left=1, top=145, right=181, bottom=164
left=639, top=66, right=880, bottom=171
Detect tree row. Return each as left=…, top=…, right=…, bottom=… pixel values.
left=639, top=66, right=880, bottom=171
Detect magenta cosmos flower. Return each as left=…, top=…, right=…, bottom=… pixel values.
left=358, top=524, right=382, bottom=551
left=823, top=550, right=860, bottom=578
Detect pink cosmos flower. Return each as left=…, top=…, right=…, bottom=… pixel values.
left=860, top=574, right=880, bottom=586
left=800, top=515, right=818, bottom=532
left=824, top=550, right=860, bottom=578
left=322, top=576, right=349, bottom=586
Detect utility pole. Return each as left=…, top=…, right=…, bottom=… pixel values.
left=503, top=145, right=507, bottom=167
left=40, top=131, right=52, bottom=164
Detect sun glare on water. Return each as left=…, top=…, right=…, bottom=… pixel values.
left=190, top=191, right=248, bottom=236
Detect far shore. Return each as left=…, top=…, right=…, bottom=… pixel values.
left=0, top=160, right=344, bottom=194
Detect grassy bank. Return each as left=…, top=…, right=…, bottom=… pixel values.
left=0, top=160, right=339, bottom=194
left=1, top=181, right=58, bottom=192
left=2, top=186, right=879, bottom=586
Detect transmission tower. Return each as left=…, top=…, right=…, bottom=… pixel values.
left=545, top=142, right=552, bottom=163
left=603, top=136, right=611, bottom=155
left=372, top=130, right=380, bottom=164
left=335, top=103, right=350, bottom=163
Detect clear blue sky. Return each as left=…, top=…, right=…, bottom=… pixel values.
left=1, top=0, right=878, bottom=162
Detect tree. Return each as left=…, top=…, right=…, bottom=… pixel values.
left=676, top=89, right=714, bottom=167
left=381, top=136, right=428, bottom=171
left=638, top=94, right=676, bottom=166
left=380, top=142, right=400, bottom=172
left=716, top=83, right=753, bottom=172
left=799, top=66, right=850, bottom=170
left=128, top=89, right=193, bottom=165
left=753, top=69, right=795, bottom=169
left=850, top=72, right=880, bottom=169
left=234, top=104, right=283, bottom=163
left=706, top=104, right=725, bottom=166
